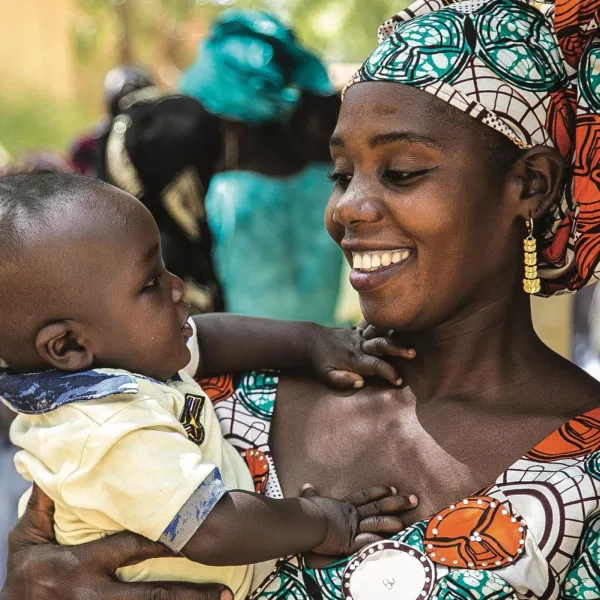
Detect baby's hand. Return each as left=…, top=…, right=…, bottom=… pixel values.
left=301, top=484, right=418, bottom=557
left=309, top=323, right=415, bottom=389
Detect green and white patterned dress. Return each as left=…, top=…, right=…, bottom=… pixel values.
left=200, top=371, right=600, bottom=599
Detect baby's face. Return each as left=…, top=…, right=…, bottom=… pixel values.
left=7, top=189, right=192, bottom=380
left=86, top=200, right=192, bottom=380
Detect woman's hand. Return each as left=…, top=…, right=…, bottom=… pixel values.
left=1, top=485, right=232, bottom=600
left=309, top=322, right=415, bottom=389
left=0, top=404, right=15, bottom=439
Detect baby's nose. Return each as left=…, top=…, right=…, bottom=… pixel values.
left=171, top=274, right=185, bottom=303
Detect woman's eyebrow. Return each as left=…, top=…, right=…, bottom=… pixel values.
left=329, top=131, right=441, bottom=149
left=368, top=132, right=440, bottom=149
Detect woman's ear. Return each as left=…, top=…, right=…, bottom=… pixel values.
left=35, top=322, right=94, bottom=372
left=511, top=145, right=564, bottom=220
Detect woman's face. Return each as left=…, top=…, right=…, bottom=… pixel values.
left=326, top=82, right=522, bottom=331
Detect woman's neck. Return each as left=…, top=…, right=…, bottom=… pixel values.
left=394, top=291, right=548, bottom=405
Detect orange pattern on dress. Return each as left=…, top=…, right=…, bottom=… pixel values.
left=241, top=449, right=270, bottom=494
left=424, top=496, right=526, bottom=569
left=197, top=374, right=235, bottom=405
left=526, top=407, right=600, bottom=461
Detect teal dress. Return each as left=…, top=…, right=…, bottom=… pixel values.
left=205, top=164, right=342, bottom=325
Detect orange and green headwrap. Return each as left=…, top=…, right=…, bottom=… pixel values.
left=345, top=0, right=600, bottom=296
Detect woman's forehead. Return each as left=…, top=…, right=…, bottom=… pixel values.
left=334, top=82, right=462, bottom=150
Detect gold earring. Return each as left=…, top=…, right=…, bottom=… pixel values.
left=523, top=217, right=540, bottom=295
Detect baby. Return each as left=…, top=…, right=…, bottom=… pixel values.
left=0, top=174, right=414, bottom=598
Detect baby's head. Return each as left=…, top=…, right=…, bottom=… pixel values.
left=0, top=173, right=192, bottom=380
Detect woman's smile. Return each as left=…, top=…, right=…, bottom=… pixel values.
left=349, top=249, right=415, bottom=292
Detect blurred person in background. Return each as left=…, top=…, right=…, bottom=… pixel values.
left=102, top=11, right=342, bottom=322
left=102, top=78, right=224, bottom=313
left=19, top=151, right=73, bottom=174
left=180, top=11, right=342, bottom=324
left=69, top=64, right=155, bottom=178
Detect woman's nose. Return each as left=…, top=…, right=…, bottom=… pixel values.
left=332, top=178, right=381, bottom=227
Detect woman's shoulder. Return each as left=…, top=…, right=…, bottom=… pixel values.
left=539, top=351, right=600, bottom=417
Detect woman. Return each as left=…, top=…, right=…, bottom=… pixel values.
left=179, top=10, right=343, bottom=324
left=5, top=0, right=600, bottom=598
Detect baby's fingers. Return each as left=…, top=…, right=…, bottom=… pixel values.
left=356, top=494, right=418, bottom=519
left=359, top=516, right=406, bottom=535
left=344, top=486, right=399, bottom=507
left=324, top=370, right=365, bottom=390
left=357, top=322, right=391, bottom=341
left=362, top=337, right=416, bottom=360
left=354, top=356, right=402, bottom=386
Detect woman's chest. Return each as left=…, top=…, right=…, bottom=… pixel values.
left=270, top=377, right=570, bottom=523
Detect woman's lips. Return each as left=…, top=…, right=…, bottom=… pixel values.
left=349, top=251, right=414, bottom=292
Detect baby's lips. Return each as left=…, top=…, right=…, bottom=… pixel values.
left=181, top=321, right=194, bottom=338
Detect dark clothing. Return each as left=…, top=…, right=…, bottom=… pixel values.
left=101, top=95, right=224, bottom=312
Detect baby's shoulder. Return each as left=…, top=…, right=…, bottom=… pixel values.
left=76, top=378, right=186, bottom=426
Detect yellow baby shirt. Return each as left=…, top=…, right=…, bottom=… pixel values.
left=2, top=363, right=274, bottom=597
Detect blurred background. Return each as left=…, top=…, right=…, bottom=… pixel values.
left=0, top=0, right=402, bottom=156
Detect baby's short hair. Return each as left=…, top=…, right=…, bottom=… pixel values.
left=0, top=172, right=130, bottom=366
left=0, top=172, right=117, bottom=260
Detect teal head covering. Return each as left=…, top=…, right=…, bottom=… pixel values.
left=180, top=10, right=335, bottom=124
left=344, top=0, right=600, bottom=296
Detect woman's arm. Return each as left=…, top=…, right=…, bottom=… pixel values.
left=1, top=485, right=231, bottom=600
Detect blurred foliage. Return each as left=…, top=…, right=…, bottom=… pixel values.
left=68, top=0, right=411, bottom=120
left=285, top=0, right=409, bottom=62
left=0, top=0, right=410, bottom=157
left=0, top=94, right=89, bottom=158
left=75, top=0, right=412, bottom=70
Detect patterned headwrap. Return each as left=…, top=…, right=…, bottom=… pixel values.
left=345, top=0, right=600, bottom=295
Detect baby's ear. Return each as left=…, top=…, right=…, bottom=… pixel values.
left=35, top=322, right=94, bottom=372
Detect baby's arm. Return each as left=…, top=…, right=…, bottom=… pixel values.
left=181, top=486, right=414, bottom=566
left=191, top=314, right=321, bottom=377
left=190, top=314, right=415, bottom=389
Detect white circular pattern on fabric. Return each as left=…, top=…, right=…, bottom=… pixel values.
left=342, top=541, right=435, bottom=600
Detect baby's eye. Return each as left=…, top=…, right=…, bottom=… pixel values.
left=142, top=275, right=161, bottom=293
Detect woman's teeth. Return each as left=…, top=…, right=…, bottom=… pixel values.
left=352, top=250, right=411, bottom=271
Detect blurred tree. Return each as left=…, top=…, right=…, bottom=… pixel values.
left=1, top=0, right=411, bottom=156
left=285, top=0, right=409, bottom=63
left=75, top=0, right=411, bottom=79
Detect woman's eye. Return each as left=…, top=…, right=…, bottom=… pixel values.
left=327, top=172, right=353, bottom=190
left=142, top=275, right=161, bottom=293
left=383, top=169, right=429, bottom=185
